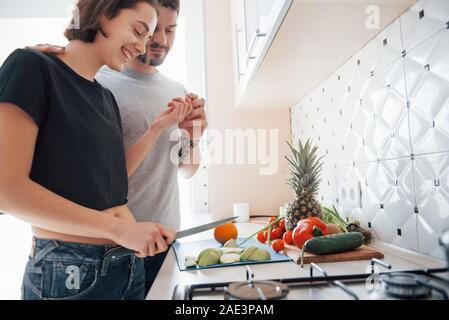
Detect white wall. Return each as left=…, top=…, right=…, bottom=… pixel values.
left=291, top=0, right=449, bottom=260
left=204, top=0, right=292, bottom=219
left=0, top=0, right=76, bottom=18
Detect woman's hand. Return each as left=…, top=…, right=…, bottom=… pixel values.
left=150, top=106, right=179, bottom=134
left=113, top=221, right=177, bottom=258
left=126, top=97, right=191, bottom=178
left=169, top=97, right=194, bottom=123
left=151, top=97, right=193, bottom=133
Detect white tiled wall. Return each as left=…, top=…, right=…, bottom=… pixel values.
left=290, top=0, right=449, bottom=259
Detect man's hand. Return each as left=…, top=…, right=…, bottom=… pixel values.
left=179, top=93, right=208, bottom=140
left=25, top=44, right=65, bottom=54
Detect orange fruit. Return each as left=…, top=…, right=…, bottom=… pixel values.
left=214, top=223, right=238, bottom=245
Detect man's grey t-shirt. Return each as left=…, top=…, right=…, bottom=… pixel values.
left=96, top=66, right=186, bottom=230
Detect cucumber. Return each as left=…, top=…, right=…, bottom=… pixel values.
left=304, top=232, right=364, bottom=255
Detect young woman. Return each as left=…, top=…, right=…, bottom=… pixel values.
left=0, top=0, right=190, bottom=300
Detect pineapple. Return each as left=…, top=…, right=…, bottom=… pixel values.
left=284, top=139, right=324, bottom=231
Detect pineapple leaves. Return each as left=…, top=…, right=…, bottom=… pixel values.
left=284, top=139, right=325, bottom=196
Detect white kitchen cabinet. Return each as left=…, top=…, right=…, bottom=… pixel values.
left=230, top=0, right=293, bottom=108
left=230, top=0, right=416, bottom=111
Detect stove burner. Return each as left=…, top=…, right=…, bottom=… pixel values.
left=171, top=258, right=449, bottom=301
left=381, top=273, right=431, bottom=299
left=224, top=281, right=289, bottom=300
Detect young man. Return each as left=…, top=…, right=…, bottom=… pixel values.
left=31, top=0, right=207, bottom=296
left=110, top=0, right=207, bottom=295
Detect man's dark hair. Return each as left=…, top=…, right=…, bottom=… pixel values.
left=158, top=0, right=180, bottom=14
left=64, top=0, right=158, bottom=43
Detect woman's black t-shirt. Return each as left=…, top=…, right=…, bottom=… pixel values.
left=0, top=49, right=128, bottom=211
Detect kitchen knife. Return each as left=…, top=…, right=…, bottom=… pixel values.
left=175, top=216, right=238, bottom=240
left=107, top=217, right=239, bottom=258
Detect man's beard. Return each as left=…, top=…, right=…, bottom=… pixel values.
left=137, top=49, right=166, bottom=67
left=137, top=54, right=153, bottom=65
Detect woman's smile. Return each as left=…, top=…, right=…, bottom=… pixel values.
left=121, top=46, right=137, bottom=64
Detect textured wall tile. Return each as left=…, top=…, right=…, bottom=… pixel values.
left=414, top=153, right=449, bottom=259
left=405, top=28, right=449, bottom=155
left=400, top=0, right=449, bottom=51
left=290, top=0, right=449, bottom=258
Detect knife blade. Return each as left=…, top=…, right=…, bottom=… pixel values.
left=110, top=217, right=239, bottom=258
left=175, top=216, right=238, bottom=240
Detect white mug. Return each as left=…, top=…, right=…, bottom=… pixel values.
left=233, top=203, right=250, bottom=223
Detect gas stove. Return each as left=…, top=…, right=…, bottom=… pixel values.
left=172, top=259, right=449, bottom=300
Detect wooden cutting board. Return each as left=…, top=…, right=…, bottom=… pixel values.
left=284, top=244, right=384, bottom=265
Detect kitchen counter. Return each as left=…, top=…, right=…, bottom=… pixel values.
left=147, top=218, right=447, bottom=300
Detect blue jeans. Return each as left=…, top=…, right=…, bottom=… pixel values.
left=143, top=245, right=171, bottom=296
left=22, top=238, right=145, bottom=300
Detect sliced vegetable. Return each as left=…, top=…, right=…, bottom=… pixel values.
left=220, top=253, right=241, bottom=264
left=304, top=232, right=364, bottom=255
left=198, top=248, right=221, bottom=260
left=197, top=249, right=221, bottom=267
left=197, top=248, right=222, bottom=267
left=240, top=246, right=271, bottom=262
left=240, top=246, right=258, bottom=261
left=184, top=256, right=197, bottom=268
left=247, top=248, right=271, bottom=261
left=223, top=239, right=239, bottom=248
left=221, top=247, right=244, bottom=254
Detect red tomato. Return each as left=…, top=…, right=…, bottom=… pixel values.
left=271, top=239, right=285, bottom=252
left=268, top=216, right=278, bottom=226
left=257, top=232, right=267, bottom=244
left=283, top=230, right=294, bottom=245
left=264, top=228, right=278, bottom=241
left=292, top=221, right=315, bottom=249
left=263, top=230, right=274, bottom=241
left=272, top=226, right=284, bottom=239
left=303, top=217, right=329, bottom=236
left=263, top=230, right=269, bottom=241
left=279, top=219, right=286, bottom=232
